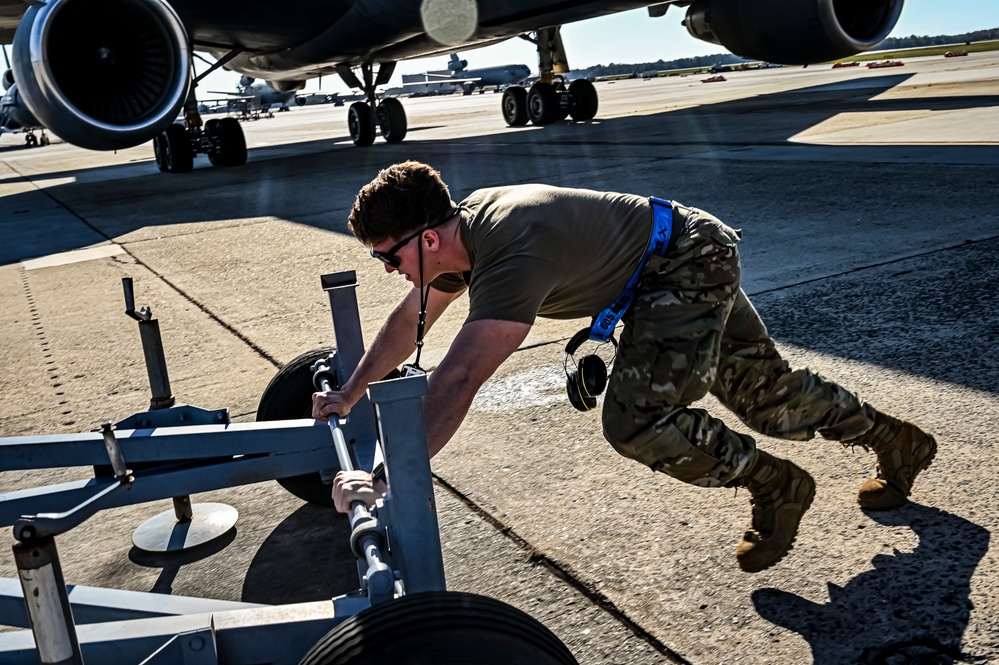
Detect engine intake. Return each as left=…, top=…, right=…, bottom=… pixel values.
left=683, top=0, right=904, bottom=65
left=12, top=0, right=190, bottom=150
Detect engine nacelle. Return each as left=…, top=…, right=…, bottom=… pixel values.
left=12, top=0, right=190, bottom=151
left=683, top=0, right=904, bottom=64
left=2, top=69, right=14, bottom=92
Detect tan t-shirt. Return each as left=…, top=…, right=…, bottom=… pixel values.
left=431, top=184, right=652, bottom=324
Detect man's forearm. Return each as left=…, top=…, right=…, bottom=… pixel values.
left=341, top=293, right=421, bottom=403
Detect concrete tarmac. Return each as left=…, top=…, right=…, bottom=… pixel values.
left=1, top=51, right=998, bottom=663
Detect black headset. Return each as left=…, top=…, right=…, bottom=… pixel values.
left=564, top=327, right=617, bottom=412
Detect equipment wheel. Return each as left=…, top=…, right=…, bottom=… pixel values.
left=501, top=86, right=528, bottom=126
left=375, top=98, right=407, bottom=143
left=257, top=347, right=401, bottom=506
left=298, top=591, right=578, bottom=665
left=347, top=102, right=375, bottom=147
left=527, top=82, right=559, bottom=126
left=24, top=133, right=38, bottom=147
left=568, top=79, right=599, bottom=121
left=162, top=123, right=193, bottom=174
left=207, top=117, right=247, bottom=166
left=257, top=346, right=340, bottom=506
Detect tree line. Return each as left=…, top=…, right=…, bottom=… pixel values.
left=574, top=27, right=999, bottom=78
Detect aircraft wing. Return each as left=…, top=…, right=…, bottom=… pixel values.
left=0, top=0, right=905, bottom=154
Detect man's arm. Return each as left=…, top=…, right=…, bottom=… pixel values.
left=313, top=284, right=465, bottom=419
left=422, top=318, right=532, bottom=457
left=330, top=317, right=530, bottom=512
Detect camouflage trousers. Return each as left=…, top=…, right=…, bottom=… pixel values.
left=601, top=205, right=876, bottom=488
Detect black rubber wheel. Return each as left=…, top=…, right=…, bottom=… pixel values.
left=568, top=79, right=599, bottom=121
left=376, top=98, right=407, bottom=143
left=24, top=133, right=38, bottom=147
left=162, top=123, right=193, bottom=174
left=257, top=346, right=340, bottom=506
left=207, top=117, right=247, bottom=166
left=298, top=592, right=578, bottom=665
left=347, top=102, right=375, bottom=147
left=527, top=82, right=559, bottom=126
left=152, top=133, right=168, bottom=172
left=501, top=85, right=528, bottom=126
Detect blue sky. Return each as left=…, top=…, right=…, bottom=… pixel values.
left=201, top=1, right=998, bottom=93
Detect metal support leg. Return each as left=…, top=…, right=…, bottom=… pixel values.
left=122, top=278, right=237, bottom=553
left=13, top=537, right=84, bottom=665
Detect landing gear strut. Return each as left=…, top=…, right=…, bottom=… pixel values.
left=338, top=62, right=407, bottom=147
left=152, top=83, right=247, bottom=174
left=502, top=26, right=599, bottom=127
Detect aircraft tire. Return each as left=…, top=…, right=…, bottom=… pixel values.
left=208, top=118, right=247, bottom=167
left=376, top=98, right=407, bottom=143
left=501, top=86, right=528, bottom=126
left=527, top=82, right=559, bottom=126
left=163, top=123, right=193, bottom=174
left=152, top=133, right=168, bottom=172
left=348, top=102, right=375, bottom=147
left=568, top=79, right=598, bottom=121
left=298, top=592, right=578, bottom=665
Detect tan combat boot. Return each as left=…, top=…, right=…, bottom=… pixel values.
left=844, top=411, right=936, bottom=511
left=734, top=450, right=816, bottom=573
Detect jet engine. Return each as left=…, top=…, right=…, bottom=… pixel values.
left=11, top=0, right=190, bottom=150
left=683, top=0, right=904, bottom=64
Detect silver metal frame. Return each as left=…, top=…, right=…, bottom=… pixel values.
left=0, top=271, right=446, bottom=664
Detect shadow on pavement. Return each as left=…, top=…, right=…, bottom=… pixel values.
left=753, top=503, right=989, bottom=664
left=240, top=502, right=358, bottom=604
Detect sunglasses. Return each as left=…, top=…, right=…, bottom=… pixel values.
left=369, top=207, right=459, bottom=268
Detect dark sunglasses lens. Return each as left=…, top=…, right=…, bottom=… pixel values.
left=370, top=248, right=400, bottom=267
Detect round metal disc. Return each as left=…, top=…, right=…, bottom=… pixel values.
left=132, top=502, right=238, bottom=552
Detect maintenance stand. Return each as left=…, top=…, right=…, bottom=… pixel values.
left=0, top=271, right=577, bottom=664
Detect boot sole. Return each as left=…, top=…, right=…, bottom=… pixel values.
left=738, top=476, right=816, bottom=573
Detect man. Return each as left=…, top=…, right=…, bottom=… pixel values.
left=313, top=161, right=936, bottom=573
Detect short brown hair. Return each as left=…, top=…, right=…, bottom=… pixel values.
left=348, top=161, right=452, bottom=245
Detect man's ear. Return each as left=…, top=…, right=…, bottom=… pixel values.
left=423, top=229, right=441, bottom=252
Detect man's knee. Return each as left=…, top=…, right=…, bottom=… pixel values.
left=603, top=408, right=755, bottom=488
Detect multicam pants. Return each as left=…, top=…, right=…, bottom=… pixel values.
left=601, top=205, right=876, bottom=487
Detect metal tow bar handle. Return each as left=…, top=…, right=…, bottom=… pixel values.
left=312, top=358, right=396, bottom=605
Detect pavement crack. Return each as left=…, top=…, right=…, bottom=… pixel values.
left=431, top=473, right=694, bottom=665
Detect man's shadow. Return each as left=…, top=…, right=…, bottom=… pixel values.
left=753, top=503, right=989, bottom=664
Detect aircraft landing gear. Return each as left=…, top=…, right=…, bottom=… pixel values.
left=503, top=27, right=599, bottom=127
left=152, top=86, right=247, bottom=174
left=338, top=62, right=407, bottom=147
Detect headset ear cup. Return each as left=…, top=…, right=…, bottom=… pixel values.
left=566, top=371, right=596, bottom=412
left=578, top=355, right=608, bottom=397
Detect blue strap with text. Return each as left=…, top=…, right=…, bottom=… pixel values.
left=589, top=196, right=674, bottom=342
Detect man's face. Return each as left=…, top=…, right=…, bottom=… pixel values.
left=370, top=231, right=423, bottom=282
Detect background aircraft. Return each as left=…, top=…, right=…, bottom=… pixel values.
left=205, top=75, right=296, bottom=119
left=0, top=0, right=905, bottom=173
left=441, top=54, right=532, bottom=95
left=0, top=45, right=46, bottom=147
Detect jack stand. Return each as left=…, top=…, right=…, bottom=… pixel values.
left=122, top=278, right=238, bottom=553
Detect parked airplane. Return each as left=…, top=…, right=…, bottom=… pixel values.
left=206, top=75, right=296, bottom=118
left=0, top=0, right=905, bottom=173
left=440, top=54, right=531, bottom=95
left=0, top=45, right=47, bottom=146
